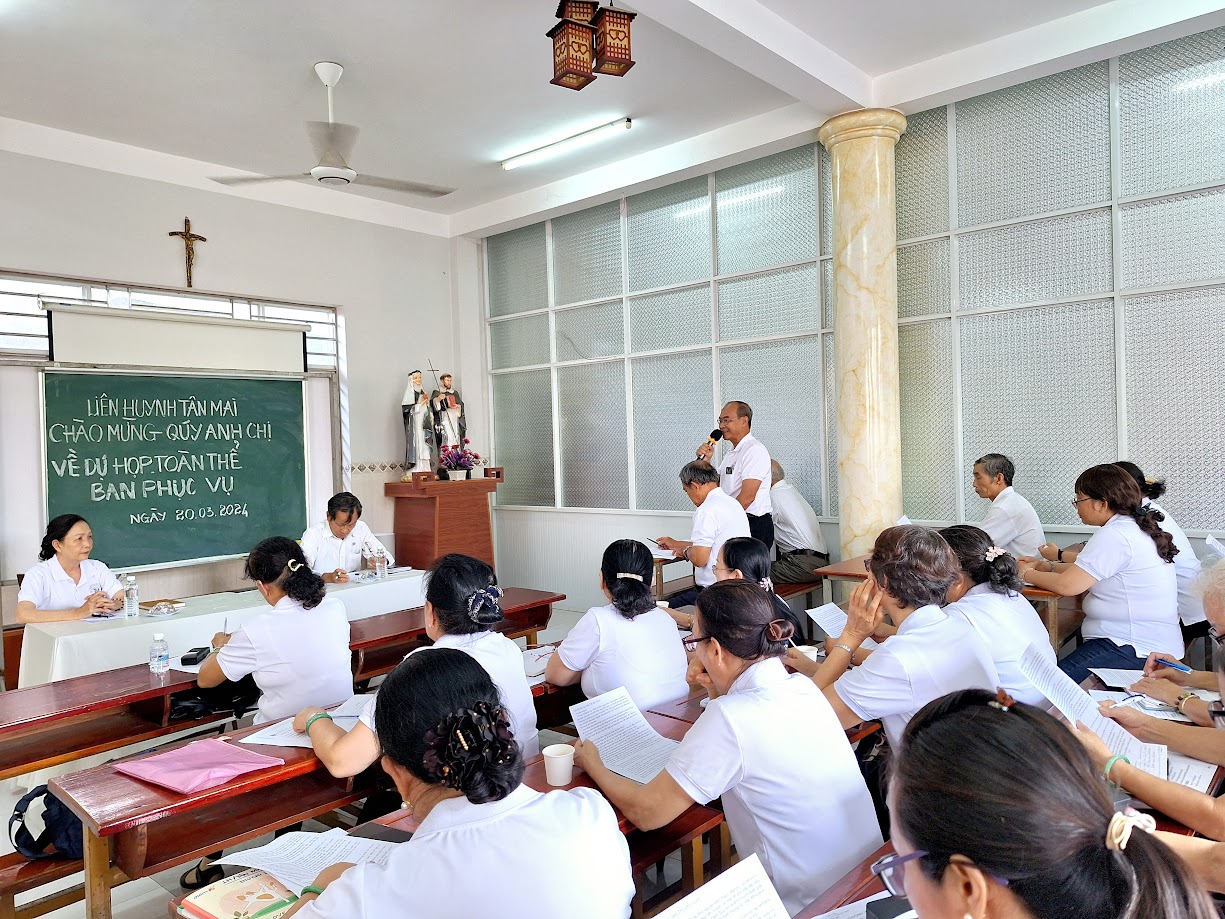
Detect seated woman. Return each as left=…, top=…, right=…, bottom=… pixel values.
left=886, top=688, right=1214, bottom=919
left=285, top=649, right=634, bottom=918
left=16, top=514, right=123, bottom=623
left=789, top=525, right=998, bottom=750
left=940, top=525, right=1054, bottom=707
left=573, top=581, right=881, bottom=915
left=296, top=553, right=539, bottom=784
left=1018, top=464, right=1180, bottom=682
left=545, top=539, right=687, bottom=711
left=717, top=536, right=806, bottom=640
left=184, top=536, right=353, bottom=889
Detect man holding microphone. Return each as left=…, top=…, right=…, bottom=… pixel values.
left=697, top=401, right=774, bottom=548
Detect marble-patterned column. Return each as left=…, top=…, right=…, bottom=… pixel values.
left=818, top=109, right=907, bottom=558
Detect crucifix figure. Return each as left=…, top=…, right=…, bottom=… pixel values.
left=168, top=217, right=207, bottom=288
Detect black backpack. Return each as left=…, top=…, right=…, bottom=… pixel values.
left=8, top=785, right=84, bottom=860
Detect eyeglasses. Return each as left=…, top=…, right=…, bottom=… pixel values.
left=1071, top=497, right=1092, bottom=507
left=682, top=634, right=711, bottom=653
left=863, top=558, right=871, bottom=571
left=1209, top=701, right=1225, bottom=731
left=870, top=850, right=1010, bottom=898
left=1210, top=625, right=1224, bottom=647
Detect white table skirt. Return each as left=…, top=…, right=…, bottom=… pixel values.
left=18, top=569, right=426, bottom=687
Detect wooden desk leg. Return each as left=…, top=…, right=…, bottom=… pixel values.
left=83, top=827, right=113, bottom=919
left=1044, top=598, right=1059, bottom=650
left=653, top=561, right=665, bottom=601
left=681, top=837, right=703, bottom=895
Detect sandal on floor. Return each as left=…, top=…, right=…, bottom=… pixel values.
left=179, top=860, right=225, bottom=890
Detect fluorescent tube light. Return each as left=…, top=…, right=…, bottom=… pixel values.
left=501, top=118, right=632, bottom=170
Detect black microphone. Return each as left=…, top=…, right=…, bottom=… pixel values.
left=696, top=429, right=722, bottom=458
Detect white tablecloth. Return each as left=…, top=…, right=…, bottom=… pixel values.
left=18, top=569, right=426, bottom=686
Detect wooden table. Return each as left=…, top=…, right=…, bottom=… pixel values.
left=646, top=689, right=882, bottom=745
left=653, top=553, right=693, bottom=602
left=0, top=665, right=218, bottom=782
left=348, top=587, right=563, bottom=682
left=815, top=554, right=1066, bottom=649
left=50, top=720, right=375, bottom=919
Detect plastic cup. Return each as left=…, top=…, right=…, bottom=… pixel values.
left=657, top=600, right=669, bottom=609
left=796, top=645, right=821, bottom=662
left=542, top=744, right=575, bottom=786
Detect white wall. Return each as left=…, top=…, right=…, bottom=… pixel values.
left=0, top=149, right=453, bottom=623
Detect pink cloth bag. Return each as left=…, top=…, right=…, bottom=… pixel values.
left=113, top=738, right=285, bottom=793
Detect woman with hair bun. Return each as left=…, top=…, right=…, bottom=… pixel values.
left=198, top=536, right=351, bottom=725
left=16, top=514, right=124, bottom=623
left=884, top=688, right=1214, bottom=919
left=939, top=525, right=1054, bottom=707
left=573, top=581, right=881, bottom=915
left=545, top=539, right=687, bottom=710
left=285, top=650, right=634, bottom=919
left=1018, top=464, right=1180, bottom=682
left=296, top=553, right=538, bottom=791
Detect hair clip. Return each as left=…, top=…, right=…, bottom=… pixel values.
left=456, top=728, right=470, bottom=752
left=987, top=687, right=1018, bottom=712
left=616, top=572, right=644, bottom=582
left=984, top=546, right=1006, bottom=562
left=1106, top=807, right=1156, bottom=851
left=286, top=558, right=302, bottom=572
left=759, top=576, right=774, bottom=592
left=1133, top=505, right=1153, bottom=517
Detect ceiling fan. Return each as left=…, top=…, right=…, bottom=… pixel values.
left=210, top=62, right=454, bottom=198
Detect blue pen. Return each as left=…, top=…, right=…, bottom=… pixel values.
left=1156, top=658, right=1193, bottom=673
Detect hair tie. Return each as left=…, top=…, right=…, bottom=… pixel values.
left=1133, top=505, right=1153, bottom=517
left=616, top=572, right=644, bottom=582
left=1105, top=808, right=1156, bottom=851
left=987, top=688, right=1017, bottom=712
left=758, top=576, right=774, bottom=592
left=984, top=546, right=1006, bottom=562
left=286, top=559, right=302, bottom=572
left=465, top=584, right=504, bottom=623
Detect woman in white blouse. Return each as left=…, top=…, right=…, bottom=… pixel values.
left=1019, top=464, right=1180, bottom=683
left=16, top=514, right=123, bottom=622
left=573, top=581, right=881, bottom=915
left=286, top=649, right=635, bottom=919
left=939, top=525, right=1054, bottom=707
left=295, top=553, right=539, bottom=787
left=789, top=525, right=998, bottom=751
left=545, top=539, right=687, bottom=710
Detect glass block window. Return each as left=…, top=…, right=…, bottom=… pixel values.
left=717, top=263, right=819, bottom=342
left=627, top=178, right=711, bottom=292
left=487, top=223, right=548, bottom=317
left=715, top=147, right=817, bottom=276
left=820, top=145, right=834, bottom=258
left=490, top=314, right=549, bottom=370
left=632, top=351, right=714, bottom=511
left=558, top=361, right=629, bottom=509
left=629, top=286, right=711, bottom=354
left=555, top=300, right=623, bottom=362
left=899, top=320, right=957, bottom=521
left=898, top=239, right=951, bottom=318
left=492, top=370, right=555, bottom=507
left=552, top=203, right=623, bottom=306
left=895, top=107, right=950, bottom=241
left=823, top=333, right=838, bottom=517
left=1120, top=187, right=1225, bottom=290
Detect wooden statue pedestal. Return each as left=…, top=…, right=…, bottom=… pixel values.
left=384, top=468, right=503, bottom=571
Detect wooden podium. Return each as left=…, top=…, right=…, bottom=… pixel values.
left=384, top=468, right=503, bottom=571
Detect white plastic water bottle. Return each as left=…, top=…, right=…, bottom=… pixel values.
left=123, top=574, right=140, bottom=618
left=149, top=633, right=170, bottom=674
left=375, top=548, right=388, bottom=580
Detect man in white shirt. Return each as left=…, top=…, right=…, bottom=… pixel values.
left=657, top=461, right=750, bottom=607
left=972, top=453, right=1044, bottom=559
left=697, top=401, right=773, bottom=547
left=768, top=460, right=829, bottom=584
left=300, top=492, right=395, bottom=584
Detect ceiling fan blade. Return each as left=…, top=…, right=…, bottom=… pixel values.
left=306, top=121, right=359, bottom=166
left=210, top=174, right=311, bottom=186
left=351, top=174, right=455, bottom=197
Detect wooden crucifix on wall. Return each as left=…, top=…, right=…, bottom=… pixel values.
left=168, top=217, right=207, bottom=288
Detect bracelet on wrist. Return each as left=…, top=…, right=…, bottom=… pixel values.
left=1177, top=691, right=1197, bottom=715
left=300, top=885, right=326, bottom=898
left=1103, top=754, right=1130, bottom=787
left=303, top=712, right=333, bottom=734
left=833, top=642, right=855, bottom=657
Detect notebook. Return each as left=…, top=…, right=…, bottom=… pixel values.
left=178, top=867, right=296, bottom=919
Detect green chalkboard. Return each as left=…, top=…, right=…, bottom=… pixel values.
left=44, top=372, right=308, bottom=568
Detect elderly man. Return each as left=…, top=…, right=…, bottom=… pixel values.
left=697, top=401, right=773, bottom=547
left=301, top=491, right=394, bottom=584
left=972, top=453, right=1044, bottom=559
left=657, top=460, right=749, bottom=609
left=768, top=460, right=829, bottom=584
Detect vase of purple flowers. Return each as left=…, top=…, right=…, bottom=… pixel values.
left=438, top=439, right=483, bottom=480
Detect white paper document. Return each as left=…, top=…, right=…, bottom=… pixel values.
left=328, top=694, right=376, bottom=719
left=1089, top=668, right=1148, bottom=688
left=1020, top=645, right=1168, bottom=778
left=1088, top=690, right=1192, bottom=723
left=652, top=546, right=679, bottom=560
left=570, top=686, right=680, bottom=785
left=805, top=603, right=879, bottom=650
left=239, top=715, right=359, bottom=748
left=523, top=646, right=555, bottom=687
left=217, top=828, right=400, bottom=892
left=654, top=854, right=788, bottom=919
left=1169, top=752, right=1218, bottom=793
left=810, top=891, right=892, bottom=919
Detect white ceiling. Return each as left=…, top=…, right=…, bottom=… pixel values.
left=3, top=0, right=1223, bottom=235
left=759, top=0, right=1110, bottom=75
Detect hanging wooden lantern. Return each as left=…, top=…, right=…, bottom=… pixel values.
left=592, top=6, right=637, bottom=76
left=554, top=1, right=598, bottom=22
left=547, top=18, right=597, bottom=91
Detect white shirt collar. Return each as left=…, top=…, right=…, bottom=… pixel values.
left=414, top=783, right=537, bottom=835
left=965, top=582, right=995, bottom=598
left=432, top=631, right=492, bottom=649
left=897, top=604, right=946, bottom=633
left=271, top=595, right=300, bottom=612
left=48, top=556, right=75, bottom=582
left=726, top=433, right=757, bottom=453
left=992, top=486, right=1015, bottom=504
left=725, top=657, right=788, bottom=696
left=699, top=486, right=729, bottom=507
